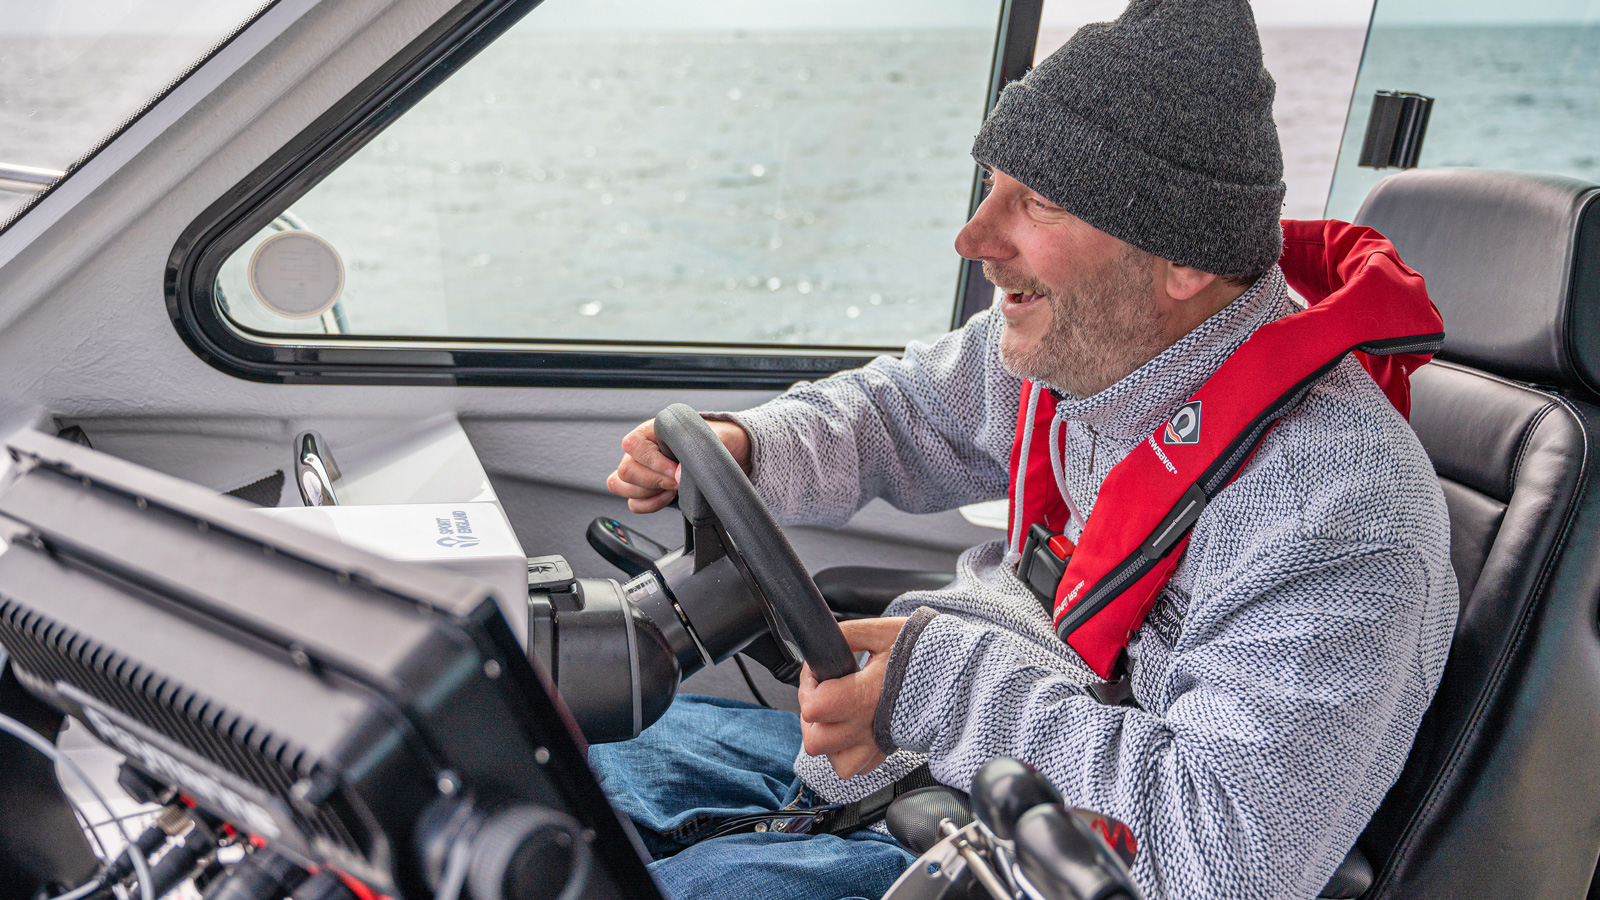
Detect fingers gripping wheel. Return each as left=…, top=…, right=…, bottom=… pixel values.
left=652, top=404, right=859, bottom=681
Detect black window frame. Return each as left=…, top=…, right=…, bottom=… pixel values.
left=166, top=0, right=1041, bottom=389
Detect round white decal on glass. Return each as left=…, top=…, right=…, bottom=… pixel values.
left=248, top=231, right=345, bottom=319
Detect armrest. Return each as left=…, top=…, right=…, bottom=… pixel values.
left=884, top=786, right=973, bottom=855
left=1318, top=845, right=1373, bottom=899
left=812, top=566, right=955, bottom=618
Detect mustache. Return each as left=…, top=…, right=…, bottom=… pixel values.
left=982, top=262, right=1051, bottom=297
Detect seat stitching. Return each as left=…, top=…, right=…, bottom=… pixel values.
left=1509, top=403, right=1557, bottom=491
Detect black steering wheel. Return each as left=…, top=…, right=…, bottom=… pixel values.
left=652, top=404, right=859, bottom=681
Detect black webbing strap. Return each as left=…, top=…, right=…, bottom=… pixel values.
left=810, top=763, right=939, bottom=835
left=696, top=763, right=940, bottom=841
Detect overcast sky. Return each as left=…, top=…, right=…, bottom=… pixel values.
left=1046, top=0, right=1373, bottom=27
left=517, top=0, right=1378, bottom=31
left=5, top=0, right=1599, bottom=35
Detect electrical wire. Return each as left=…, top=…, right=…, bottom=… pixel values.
left=0, top=712, right=155, bottom=900
left=69, top=802, right=112, bottom=868
left=433, top=831, right=473, bottom=900
left=85, top=807, right=160, bottom=831
left=732, top=654, right=773, bottom=709
left=48, top=875, right=107, bottom=900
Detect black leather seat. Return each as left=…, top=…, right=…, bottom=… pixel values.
left=1347, top=168, right=1600, bottom=899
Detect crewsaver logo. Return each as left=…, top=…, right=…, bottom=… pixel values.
left=1163, top=401, right=1203, bottom=445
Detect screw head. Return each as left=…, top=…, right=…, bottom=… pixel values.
left=289, top=774, right=336, bottom=809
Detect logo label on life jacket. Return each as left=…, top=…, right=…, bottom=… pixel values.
left=1163, top=401, right=1203, bottom=445
left=1064, top=579, right=1086, bottom=605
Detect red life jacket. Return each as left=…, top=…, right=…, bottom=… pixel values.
left=1005, top=220, right=1444, bottom=679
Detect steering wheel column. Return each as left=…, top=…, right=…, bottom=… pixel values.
left=527, top=405, right=859, bottom=744
left=626, top=528, right=770, bottom=677
left=651, top=404, right=858, bottom=681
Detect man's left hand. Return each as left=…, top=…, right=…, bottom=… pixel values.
left=798, top=616, right=907, bottom=780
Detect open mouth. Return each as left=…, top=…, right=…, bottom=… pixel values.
left=1002, top=291, right=1045, bottom=314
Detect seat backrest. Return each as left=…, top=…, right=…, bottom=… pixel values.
left=1351, top=169, right=1600, bottom=899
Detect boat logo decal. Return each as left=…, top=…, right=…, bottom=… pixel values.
left=436, top=510, right=479, bottom=548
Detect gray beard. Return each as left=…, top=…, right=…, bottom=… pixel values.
left=991, top=248, right=1166, bottom=399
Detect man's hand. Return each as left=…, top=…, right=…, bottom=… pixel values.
left=606, top=417, right=752, bottom=513
left=798, top=616, right=907, bottom=780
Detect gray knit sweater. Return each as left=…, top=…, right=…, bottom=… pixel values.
left=727, top=268, right=1458, bottom=900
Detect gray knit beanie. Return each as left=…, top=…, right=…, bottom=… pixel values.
left=972, top=0, right=1285, bottom=277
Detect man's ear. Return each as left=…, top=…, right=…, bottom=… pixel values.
left=1162, top=261, right=1218, bottom=302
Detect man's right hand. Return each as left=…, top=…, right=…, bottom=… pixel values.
left=606, top=417, right=752, bottom=514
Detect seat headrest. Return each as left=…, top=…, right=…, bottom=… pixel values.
left=1354, top=168, right=1600, bottom=393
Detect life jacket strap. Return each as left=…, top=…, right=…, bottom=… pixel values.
left=1007, top=219, right=1447, bottom=680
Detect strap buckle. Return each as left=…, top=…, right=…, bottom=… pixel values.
left=1017, top=523, right=1072, bottom=612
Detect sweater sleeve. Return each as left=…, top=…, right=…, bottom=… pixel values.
left=885, top=539, right=1440, bottom=900
left=721, top=306, right=1021, bottom=527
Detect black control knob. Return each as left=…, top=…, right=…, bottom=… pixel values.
left=1014, top=804, right=1140, bottom=900
left=586, top=518, right=670, bottom=578
left=971, top=757, right=1064, bottom=841
left=468, top=806, right=591, bottom=900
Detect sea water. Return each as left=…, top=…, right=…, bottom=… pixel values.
left=0, top=26, right=1460, bottom=348
left=1327, top=24, right=1600, bottom=218
left=216, top=29, right=996, bottom=347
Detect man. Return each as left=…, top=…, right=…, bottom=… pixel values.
left=599, top=1, right=1458, bottom=898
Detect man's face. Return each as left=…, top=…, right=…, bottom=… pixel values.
left=954, top=169, right=1169, bottom=398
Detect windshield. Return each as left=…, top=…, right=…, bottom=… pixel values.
left=0, top=0, right=273, bottom=223
left=1327, top=0, right=1600, bottom=217
left=210, top=0, right=1004, bottom=348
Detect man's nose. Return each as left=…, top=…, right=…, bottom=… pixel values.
left=955, top=193, right=1010, bottom=262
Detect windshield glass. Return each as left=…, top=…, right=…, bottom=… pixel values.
left=211, top=0, right=1003, bottom=348
left=1327, top=0, right=1600, bottom=217
left=0, top=0, right=272, bottom=223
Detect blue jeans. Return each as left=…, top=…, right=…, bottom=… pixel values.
left=588, top=694, right=916, bottom=900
